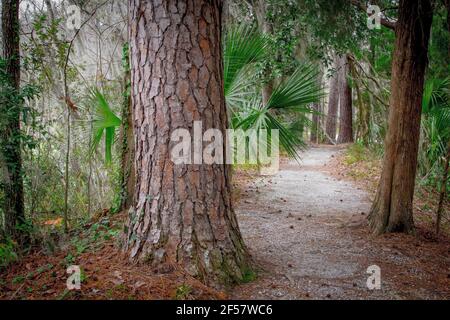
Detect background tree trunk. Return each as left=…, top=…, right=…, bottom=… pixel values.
left=337, top=54, right=353, bottom=144
left=436, top=143, right=449, bottom=236
left=254, top=0, right=274, bottom=106
left=124, top=0, right=251, bottom=286
left=369, top=0, right=433, bottom=235
left=446, top=0, right=450, bottom=59
left=119, top=44, right=135, bottom=212
left=350, top=56, right=369, bottom=145
left=325, top=56, right=339, bottom=143
left=310, top=103, right=320, bottom=143
left=1, top=0, right=26, bottom=241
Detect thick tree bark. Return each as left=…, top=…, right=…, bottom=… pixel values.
left=1, top=0, right=26, bottom=241
left=325, top=56, right=339, bottom=143
left=337, top=54, right=353, bottom=144
left=124, top=0, right=251, bottom=286
left=369, top=0, right=433, bottom=235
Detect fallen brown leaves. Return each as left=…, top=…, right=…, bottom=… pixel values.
left=0, top=213, right=225, bottom=300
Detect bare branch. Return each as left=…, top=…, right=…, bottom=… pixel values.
left=350, top=0, right=397, bottom=30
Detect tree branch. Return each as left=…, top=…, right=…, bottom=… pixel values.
left=350, top=0, right=397, bottom=30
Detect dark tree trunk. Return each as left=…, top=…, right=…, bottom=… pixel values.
left=310, top=103, right=320, bottom=144
left=124, top=0, right=251, bottom=286
left=369, top=0, right=433, bottom=235
left=446, top=0, right=450, bottom=59
left=1, top=0, right=25, bottom=241
left=440, top=1, right=450, bottom=235
left=119, top=45, right=135, bottom=212
left=337, top=54, right=353, bottom=144
left=325, top=56, right=339, bottom=143
left=350, top=56, right=369, bottom=145
left=436, top=143, right=449, bottom=236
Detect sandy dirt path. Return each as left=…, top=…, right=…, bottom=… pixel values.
left=231, top=145, right=450, bottom=300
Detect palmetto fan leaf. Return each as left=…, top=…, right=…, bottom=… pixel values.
left=422, top=77, right=450, bottom=140
left=223, top=24, right=269, bottom=107
left=267, top=63, right=323, bottom=110
left=422, top=77, right=449, bottom=112
left=234, top=99, right=306, bottom=161
left=90, top=89, right=121, bottom=164
left=225, top=65, right=260, bottom=110
left=222, top=25, right=323, bottom=161
left=420, top=77, right=450, bottom=174
left=232, top=63, right=322, bottom=160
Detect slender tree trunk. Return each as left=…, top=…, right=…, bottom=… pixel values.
left=119, top=44, right=135, bottom=212
left=311, top=104, right=320, bottom=143
left=350, top=57, right=369, bottom=145
left=446, top=0, right=450, bottom=59
left=326, top=55, right=339, bottom=143
left=254, top=0, right=273, bottom=106
left=124, top=0, right=251, bottom=286
left=439, top=0, right=450, bottom=235
left=337, top=54, right=353, bottom=144
left=1, top=0, right=26, bottom=241
left=369, top=0, right=433, bottom=235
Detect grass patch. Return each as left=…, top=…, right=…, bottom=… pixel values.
left=241, top=268, right=257, bottom=283
left=344, top=143, right=370, bottom=165
left=12, top=275, right=25, bottom=285
left=174, top=284, right=193, bottom=300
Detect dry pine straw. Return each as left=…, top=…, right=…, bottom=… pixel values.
left=0, top=213, right=225, bottom=300
left=0, top=169, right=257, bottom=300
left=1, top=150, right=448, bottom=300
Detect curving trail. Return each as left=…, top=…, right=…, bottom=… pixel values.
left=232, top=145, right=450, bottom=300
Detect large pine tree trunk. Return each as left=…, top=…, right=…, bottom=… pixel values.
left=337, top=54, right=353, bottom=144
left=1, top=0, right=25, bottom=241
left=325, top=56, right=339, bottom=143
left=369, top=0, right=433, bottom=235
left=124, top=0, right=251, bottom=286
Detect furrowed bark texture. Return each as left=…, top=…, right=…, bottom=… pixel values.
left=124, top=0, right=250, bottom=286
left=119, top=49, right=135, bottom=212
left=369, top=0, right=433, bottom=235
left=1, top=0, right=25, bottom=241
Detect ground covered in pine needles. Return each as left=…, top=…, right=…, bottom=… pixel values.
left=0, top=212, right=223, bottom=300
left=1, top=144, right=449, bottom=300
